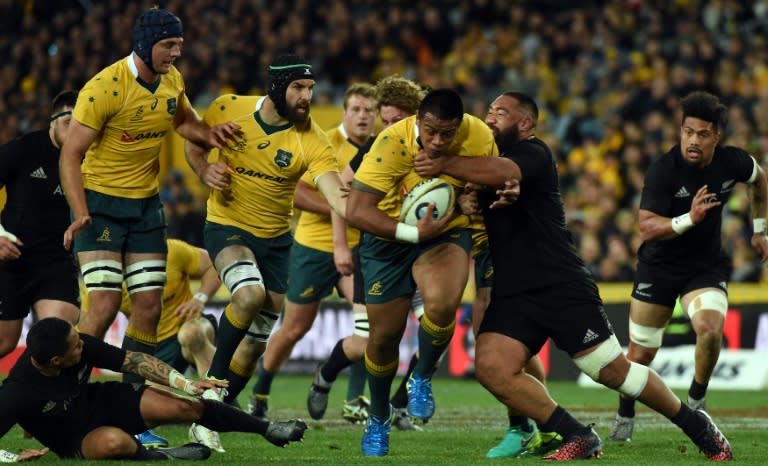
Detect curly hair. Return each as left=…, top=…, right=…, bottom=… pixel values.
left=374, top=75, right=427, bottom=114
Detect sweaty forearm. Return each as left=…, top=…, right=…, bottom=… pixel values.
left=59, top=154, right=88, bottom=218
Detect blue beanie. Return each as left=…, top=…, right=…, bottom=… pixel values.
left=133, top=9, right=183, bottom=71
left=268, top=54, right=314, bottom=118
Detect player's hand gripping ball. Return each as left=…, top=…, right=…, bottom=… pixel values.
left=400, top=178, right=455, bottom=226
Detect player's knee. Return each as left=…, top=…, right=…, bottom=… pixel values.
left=573, top=335, right=623, bottom=382
left=177, top=320, right=207, bottom=348
left=81, top=260, right=123, bottom=293
left=221, top=260, right=264, bottom=299
left=0, top=339, right=16, bottom=358
left=230, top=286, right=266, bottom=317
left=629, top=320, right=665, bottom=349
left=125, top=260, right=166, bottom=295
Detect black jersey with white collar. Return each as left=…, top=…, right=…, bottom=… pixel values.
left=638, top=144, right=754, bottom=269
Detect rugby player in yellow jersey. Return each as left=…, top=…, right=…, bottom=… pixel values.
left=80, top=238, right=222, bottom=448
left=248, top=83, right=376, bottom=421
left=348, top=89, right=499, bottom=456
left=304, top=76, right=428, bottom=430
left=184, top=54, right=346, bottom=451
left=59, top=8, right=239, bottom=382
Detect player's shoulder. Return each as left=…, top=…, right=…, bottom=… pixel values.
left=304, top=118, right=333, bottom=143
left=83, top=58, right=130, bottom=90
left=716, top=144, right=751, bottom=159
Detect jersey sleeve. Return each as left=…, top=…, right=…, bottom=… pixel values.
left=0, top=137, right=21, bottom=186
left=0, top=387, right=20, bottom=437
left=303, top=131, right=340, bottom=183
left=639, top=158, right=672, bottom=215
left=354, top=127, right=412, bottom=195
left=510, top=143, right=548, bottom=183
left=73, top=73, right=124, bottom=132
left=730, top=147, right=758, bottom=183
left=80, top=333, right=125, bottom=372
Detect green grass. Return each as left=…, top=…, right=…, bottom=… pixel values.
left=3, top=376, right=766, bottom=464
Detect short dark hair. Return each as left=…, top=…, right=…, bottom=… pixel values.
left=51, top=90, right=78, bottom=121
left=680, top=91, right=727, bottom=132
left=26, top=317, right=72, bottom=365
left=502, top=91, right=539, bottom=122
left=418, top=88, right=463, bottom=122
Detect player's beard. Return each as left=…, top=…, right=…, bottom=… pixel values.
left=496, top=126, right=521, bottom=152
left=284, top=102, right=311, bottom=124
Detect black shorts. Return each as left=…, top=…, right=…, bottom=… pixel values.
left=631, top=259, right=730, bottom=308
left=479, top=279, right=614, bottom=355
left=0, top=255, right=79, bottom=321
left=26, top=382, right=148, bottom=459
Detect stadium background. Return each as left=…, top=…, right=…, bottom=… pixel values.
left=1, top=0, right=768, bottom=385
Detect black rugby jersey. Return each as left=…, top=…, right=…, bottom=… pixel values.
left=480, top=137, right=592, bottom=296
left=638, top=144, right=754, bottom=269
left=0, top=129, right=70, bottom=256
left=0, top=334, right=124, bottom=443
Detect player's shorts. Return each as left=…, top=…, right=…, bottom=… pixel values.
left=27, top=382, right=148, bottom=459
left=473, top=247, right=494, bottom=289
left=204, top=222, right=291, bottom=293
left=74, top=190, right=167, bottom=254
left=0, top=255, right=79, bottom=321
left=352, top=259, right=366, bottom=305
left=359, top=228, right=471, bottom=304
left=479, top=278, right=613, bottom=355
left=286, top=241, right=360, bottom=304
left=631, top=258, right=730, bottom=308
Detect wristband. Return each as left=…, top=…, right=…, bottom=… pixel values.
left=395, top=222, right=419, bottom=244
left=0, top=449, right=18, bottom=463
left=0, top=224, right=18, bottom=243
left=753, top=218, right=767, bottom=235
left=671, top=213, right=694, bottom=235
left=168, top=369, right=197, bottom=395
left=193, top=292, right=209, bottom=305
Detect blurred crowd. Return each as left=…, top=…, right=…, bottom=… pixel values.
left=3, top=0, right=768, bottom=282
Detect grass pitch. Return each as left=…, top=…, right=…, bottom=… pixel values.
left=2, top=375, right=766, bottom=464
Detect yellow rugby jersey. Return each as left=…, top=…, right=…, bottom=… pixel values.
left=353, top=114, right=498, bottom=235
left=293, top=124, right=365, bottom=253
left=203, top=96, right=339, bottom=238
left=79, top=239, right=202, bottom=341
left=74, top=56, right=189, bottom=198
left=203, top=94, right=261, bottom=164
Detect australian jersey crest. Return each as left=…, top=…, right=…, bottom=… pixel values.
left=274, top=149, right=292, bottom=168
left=166, top=97, right=177, bottom=115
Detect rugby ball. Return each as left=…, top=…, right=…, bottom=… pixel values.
left=399, top=178, right=455, bottom=226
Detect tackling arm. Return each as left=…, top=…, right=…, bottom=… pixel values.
left=413, top=153, right=522, bottom=187
left=749, top=163, right=768, bottom=261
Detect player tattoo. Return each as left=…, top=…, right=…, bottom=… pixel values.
left=122, top=350, right=173, bottom=385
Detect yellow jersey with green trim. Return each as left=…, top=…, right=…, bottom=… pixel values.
left=74, top=55, right=189, bottom=198
left=293, top=124, right=366, bottom=253
left=203, top=96, right=339, bottom=238
left=79, top=239, right=203, bottom=341
left=353, top=114, right=498, bottom=235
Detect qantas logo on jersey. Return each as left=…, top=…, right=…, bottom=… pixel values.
left=121, top=130, right=167, bottom=142
left=232, top=166, right=288, bottom=183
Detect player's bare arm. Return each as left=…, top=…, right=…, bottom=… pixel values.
left=489, top=179, right=521, bottom=209
left=59, top=119, right=98, bottom=250
left=293, top=180, right=331, bottom=215
left=638, top=185, right=720, bottom=241
left=749, top=164, right=768, bottom=261
left=347, top=181, right=452, bottom=243
left=413, top=150, right=521, bottom=188
left=0, top=207, right=23, bottom=259
left=315, top=171, right=347, bottom=218
left=184, top=140, right=231, bottom=191
left=174, top=249, right=222, bottom=320
left=122, top=350, right=228, bottom=395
